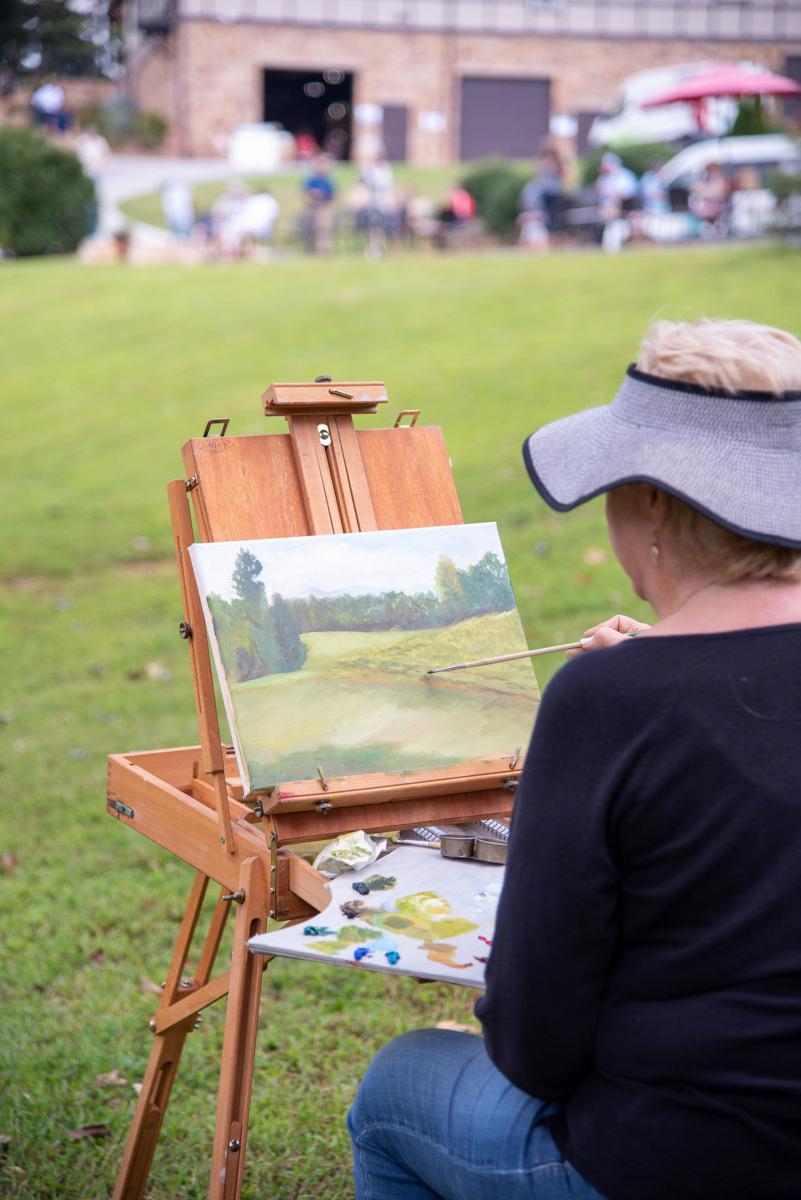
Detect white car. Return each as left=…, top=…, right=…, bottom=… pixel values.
left=657, top=135, right=801, bottom=190
left=589, top=62, right=741, bottom=148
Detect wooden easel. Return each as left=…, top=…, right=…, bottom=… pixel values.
left=107, top=380, right=522, bottom=1200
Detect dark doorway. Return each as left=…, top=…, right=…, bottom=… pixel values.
left=784, top=56, right=801, bottom=127
left=263, top=67, right=354, bottom=160
left=575, top=110, right=604, bottom=156
left=459, top=76, right=551, bottom=161
left=383, top=105, right=408, bottom=162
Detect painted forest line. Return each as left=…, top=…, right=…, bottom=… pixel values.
left=208, top=546, right=517, bottom=685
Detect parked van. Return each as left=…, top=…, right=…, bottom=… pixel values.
left=589, top=62, right=738, bottom=147
left=657, top=135, right=801, bottom=191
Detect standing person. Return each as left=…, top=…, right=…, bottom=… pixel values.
left=519, top=149, right=565, bottom=250
left=72, top=126, right=111, bottom=183
left=348, top=318, right=801, bottom=1200
left=596, top=151, right=637, bottom=252
left=161, top=179, right=195, bottom=239
left=300, top=153, right=337, bottom=253
left=361, top=150, right=396, bottom=258
left=30, top=78, right=67, bottom=133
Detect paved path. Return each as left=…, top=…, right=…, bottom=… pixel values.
left=96, top=152, right=239, bottom=236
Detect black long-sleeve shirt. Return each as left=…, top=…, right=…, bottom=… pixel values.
left=476, top=625, right=801, bottom=1200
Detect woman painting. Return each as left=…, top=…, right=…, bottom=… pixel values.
left=347, top=318, right=801, bottom=1200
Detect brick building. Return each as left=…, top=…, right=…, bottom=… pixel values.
left=125, top=0, right=801, bottom=160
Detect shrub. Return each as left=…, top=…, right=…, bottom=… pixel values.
left=731, top=98, right=783, bottom=138
left=461, top=157, right=528, bottom=239
left=579, top=142, right=676, bottom=186
left=134, top=110, right=167, bottom=150
left=0, top=127, right=95, bottom=256
left=768, top=168, right=801, bottom=202
left=77, top=99, right=167, bottom=150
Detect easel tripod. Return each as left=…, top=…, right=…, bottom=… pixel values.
left=108, top=380, right=522, bottom=1199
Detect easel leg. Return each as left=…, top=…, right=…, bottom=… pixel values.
left=113, top=872, right=229, bottom=1200
left=208, top=856, right=268, bottom=1200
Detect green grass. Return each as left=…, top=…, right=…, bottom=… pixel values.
left=232, top=614, right=538, bottom=787
left=1, top=243, right=799, bottom=1197
left=119, top=163, right=460, bottom=245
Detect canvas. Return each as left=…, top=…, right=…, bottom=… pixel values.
left=248, top=844, right=503, bottom=988
left=189, top=522, right=539, bottom=794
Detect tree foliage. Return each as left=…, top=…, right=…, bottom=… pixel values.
left=208, top=549, right=516, bottom=684
left=0, top=0, right=119, bottom=83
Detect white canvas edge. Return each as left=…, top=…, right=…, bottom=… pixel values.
left=188, top=542, right=252, bottom=793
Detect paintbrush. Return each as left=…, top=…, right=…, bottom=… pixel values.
left=426, top=640, right=582, bottom=675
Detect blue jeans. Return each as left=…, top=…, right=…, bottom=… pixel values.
left=347, top=1029, right=607, bottom=1200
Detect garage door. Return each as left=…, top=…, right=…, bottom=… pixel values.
left=460, top=76, right=551, bottom=161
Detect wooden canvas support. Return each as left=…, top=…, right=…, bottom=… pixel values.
left=109, top=380, right=522, bottom=1200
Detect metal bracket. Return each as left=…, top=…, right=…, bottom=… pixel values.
left=109, top=799, right=135, bottom=819
left=317, top=423, right=332, bottom=447
left=203, top=418, right=229, bottom=438
left=252, top=797, right=266, bottom=819
left=185, top=474, right=198, bottom=492
left=394, top=409, right=421, bottom=428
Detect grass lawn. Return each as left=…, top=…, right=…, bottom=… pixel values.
left=1, top=243, right=798, bottom=1198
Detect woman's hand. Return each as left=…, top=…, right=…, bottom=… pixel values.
left=565, top=614, right=652, bottom=657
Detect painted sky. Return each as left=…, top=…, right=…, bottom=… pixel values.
left=190, top=523, right=507, bottom=602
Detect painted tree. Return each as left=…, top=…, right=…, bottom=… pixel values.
left=271, top=593, right=307, bottom=671
left=460, top=552, right=515, bottom=614
left=435, top=553, right=467, bottom=621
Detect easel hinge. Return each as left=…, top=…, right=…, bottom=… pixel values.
left=109, top=799, right=135, bottom=819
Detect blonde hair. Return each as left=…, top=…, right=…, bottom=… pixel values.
left=637, top=317, right=801, bottom=394
left=636, top=319, right=801, bottom=582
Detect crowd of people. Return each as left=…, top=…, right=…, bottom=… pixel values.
left=518, top=146, right=781, bottom=253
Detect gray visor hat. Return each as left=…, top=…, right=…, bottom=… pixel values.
left=523, top=365, right=801, bottom=550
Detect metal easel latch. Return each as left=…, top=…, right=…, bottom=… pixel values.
left=109, top=799, right=135, bottom=819
left=317, top=423, right=332, bottom=447
left=394, top=410, right=421, bottom=428
left=203, top=418, right=229, bottom=438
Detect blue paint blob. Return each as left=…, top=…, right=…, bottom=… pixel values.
left=354, top=947, right=371, bottom=961
left=385, top=950, right=401, bottom=965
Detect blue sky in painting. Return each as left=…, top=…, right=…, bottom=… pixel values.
left=190, top=523, right=507, bottom=602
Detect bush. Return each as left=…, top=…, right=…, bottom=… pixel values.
left=0, top=127, right=95, bottom=256
left=461, top=157, right=528, bottom=239
left=134, top=110, right=167, bottom=150
left=579, top=142, right=676, bottom=186
left=77, top=99, right=167, bottom=150
left=768, top=169, right=801, bottom=202
left=731, top=98, right=783, bottom=138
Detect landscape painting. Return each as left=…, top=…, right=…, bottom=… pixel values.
left=189, top=523, right=539, bottom=794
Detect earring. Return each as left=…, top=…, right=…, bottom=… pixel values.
left=650, top=537, right=660, bottom=566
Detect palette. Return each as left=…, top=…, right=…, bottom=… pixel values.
left=248, top=844, right=503, bottom=988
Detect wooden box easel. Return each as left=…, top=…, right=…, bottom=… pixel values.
left=107, top=381, right=521, bottom=1200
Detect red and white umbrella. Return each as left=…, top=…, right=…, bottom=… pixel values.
left=642, top=65, right=801, bottom=107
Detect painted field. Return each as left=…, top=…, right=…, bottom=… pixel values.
left=232, top=611, right=539, bottom=783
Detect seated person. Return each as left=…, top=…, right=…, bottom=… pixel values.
left=348, top=317, right=801, bottom=1200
